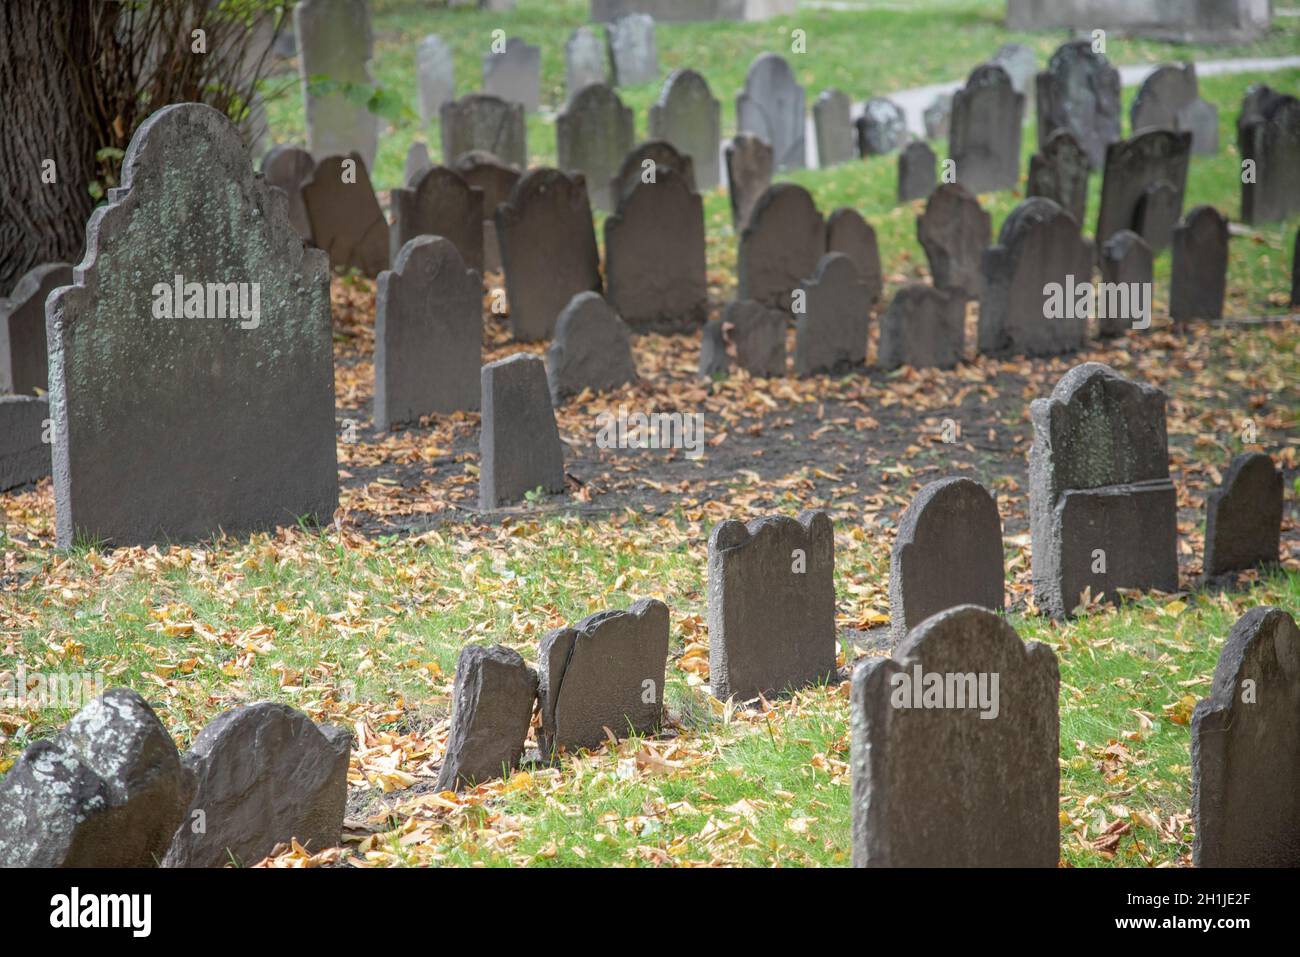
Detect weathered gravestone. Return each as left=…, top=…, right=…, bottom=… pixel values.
left=1238, top=85, right=1300, bottom=225
left=0, top=396, right=50, bottom=492
left=1203, top=452, right=1283, bottom=579
left=700, top=299, right=788, bottom=378
left=851, top=606, right=1060, bottom=867
left=479, top=354, right=566, bottom=508
left=404, top=141, right=432, bottom=186
left=453, top=150, right=521, bottom=273
left=294, top=0, right=378, bottom=169
left=1028, top=362, right=1178, bottom=619
left=547, top=291, right=638, bottom=402
left=389, top=165, right=484, bottom=272
left=375, top=236, right=482, bottom=428
left=950, top=63, right=1024, bottom=194
left=708, top=510, right=837, bottom=702
left=825, top=208, right=883, bottom=305
left=649, top=69, right=722, bottom=190
left=610, top=140, right=696, bottom=206
left=436, top=644, right=538, bottom=791
left=897, top=140, right=937, bottom=203
left=979, top=197, right=1091, bottom=357
left=538, top=598, right=670, bottom=754
left=877, top=283, right=966, bottom=372
left=795, top=253, right=868, bottom=377
left=888, top=478, right=1004, bottom=641
left=0, top=689, right=193, bottom=867
left=565, top=26, right=608, bottom=101
left=557, top=83, right=635, bottom=212
left=699, top=319, right=731, bottom=377
left=47, top=104, right=338, bottom=547
left=924, top=93, right=952, bottom=141
left=1035, top=40, right=1121, bottom=168
left=1097, top=230, right=1154, bottom=338
left=856, top=97, right=907, bottom=156
left=1026, top=129, right=1090, bottom=226
left=496, top=168, right=602, bottom=341
left=1096, top=129, right=1192, bottom=251
left=606, top=13, right=659, bottom=86
left=483, top=37, right=541, bottom=112
left=1130, top=62, right=1217, bottom=155
left=736, top=53, right=806, bottom=171
left=301, top=153, right=390, bottom=276
left=917, top=183, right=991, bottom=300
left=162, top=703, right=350, bottom=867
left=259, top=145, right=315, bottom=240
left=1170, top=205, right=1229, bottom=322
left=814, top=89, right=856, bottom=168
left=441, top=94, right=527, bottom=169
left=991, top=42, right=1036, bottom=98
left=1192, top=606, right=1300, bottom=867
left=417, top=34, right=455, bottom=124
left=737, top=183, right=825, bottom=311
left=1, top=262, right=71, bottom=394
left=725, top=133, right=774, bottom=230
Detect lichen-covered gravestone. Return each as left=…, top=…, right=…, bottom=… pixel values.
left=440, top=94, right=527, bottom=169
left=649, top=69, right=721, bottom=190
left=917, top=183, right=991, bottom=301
left=1097, top=230, right=1153, bottom=338
left=897, top=141, right=937, bottom=204
left=453, top=150, right=521, bottom=273
left=825, top=208, right=883, bottom=305
left=606, top=13, right=659, bottom=86
left=1203, top=452, right=1283, bottom=579
left=609, top=140, right=696, bottom=207
left=1026, top=129, right=1090, bottom=226
left=565, top=26, right=607, bottom=102
left=737, top=183, right=825, bottom=311
left=1130, top=62, right=1217, bottom=155
left=855, top=97, right=907, bottom=156
left=417, top=34, right=455, bottom=124
left=557, top=83, right=635, bottom=212
left=46, top=103, right=338, bottom=548
left=436, top=644, right=538, bottom=791
left=538, top=598, right=670, bottom=754
left=725, top=134, right=774, bottom=231
left=877, top=283, right=965, bottom=372
left=260, top=145, right=315, bottom=240
left=949, top=63, right=1024, bottom=194
left=1035, top=40, right=1121, bottom=168
left=1170, top=205, right=1229, bottom=322
left=1192, top=607, right=1300, bottom=867
left=389, top=165, right=485, bottom=272
left=0, top=262, right=71, bottom=394
left=708, top=510, right=837, bottom=703
left=294, top=0, right=378, bottom=169
left=736, top=53, right=806, bottom=171
left=1028, top=362, right=1178, bottom=619
left=1238, top=86, right=1300, bottom=225
left=814, top=89, right=855, bottom=168
left=1095, top=129, right=1192, bottom=251
left=483, top=37, right=540, bottom=112
left=0, top=396, right=50, bottom=492
left=546, top=291, right=638, bottom=402
left=851, top=606, right=1060, bottom=867
left=479, top=354, right=565, bottom=508
left=794, top=252, right=868, bottom=377
left=301, top=152, right=390, bottom=276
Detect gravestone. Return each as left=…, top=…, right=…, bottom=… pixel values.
left=795, top=253, right=868, bottom=376
left=1028, top=362, right=1178, bottom=619
left=1035, top=40, right=1121, bottom=168
left=699, top=320, right=732, bottom=377
left=649, top=69, right=722, bottom=190
left=0, top=262, right=71, bottom=394
left=441, top=94, right=527, bottom=169
left=737, top=183, right=825, bottom=311
left=991, top=42, right=1036, bottom=97
left=557, top=83, right=635, bottom=212
left=725, top=134, right=774, bottom=230
left=565, top=26, right=608, bottom=101
left=950, top=63, right=1024, bottom=194
left=403, top=141, right=431, bottom=186
left=1293, top=228, right=1300, bottom=307
left=453, top=150, right=521, bottom=274
left=606, top=13, right=659, bottom=86
left=1238, top=86, right=1300, bottom=225
left=1096, top=129, right=1192, bottom=251
left=46, top=103, right=338, bottom=547
left=301, top=153, right=389, bottom=276
left=1203, top=452, right=1283, bottom=579
left=708, top=510, right=837, bottom=702
left=375, top=236, right=482, bottom=428
left=1026, top=129, right=1090, bottom=226
left=436, top=645, right=538, bottom=791
left=610, top=140, right=696, bottom=206
left=547, top=291, right=638, bottom=402
left=826, top=208, right=883, bottom=305
left=417, top=34, right=455, bottom=124
left=736, top=53, right=806, bottom=171
left=877, top=283, right=965, bottom=372
left=814, top=89, right=855, bottom=168
left=924, top=93, right=952, bottom=140
left=496, top=168, right=602, bottom=342
left=979, top=197, right=1092, bottom=357
left=0, top=395, right=50, bottom=492
left=1098, top=230, right=1154, bottom=337
left=538, top=598, right=670, bottom=754
left=389, top=165, right=485, bottom=272
left=1170, top=205, right=1229, bottom=322
left=294, top=0, right=378, bottom=169
left=856, top=97, right=907, bottom=156
left=897, top=140, right=937, bottom=203
left=1192, top=606, right=1300, bottom=867
left=483, top=37, right=541, bottom=112
left=851, top=606, right=1060, bottom=867
left=917, top=183, right=991, bottom=300
left=1130, top=62, right=1217, bottom=155
left=259, top=145, right=315, bottom=239
left=162, top=704, right=350, bottom=867
left=479, top=354, right=566, bottom=508
left=1005, top=0, right=1272, bottom=43
left=722, top=299, right=788, bottom=376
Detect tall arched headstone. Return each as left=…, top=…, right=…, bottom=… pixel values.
left=648, top=69, right=720, bottom=189
left=736, top=53, right=805, bottom=171
left=294, top=0, right=378, bottom=169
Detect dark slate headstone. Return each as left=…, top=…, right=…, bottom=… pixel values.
left=452, top=150, right=521, bottom=274
left=1026, top=128, right=1090, bottom=226
left=917, top=183, right=991, bottom=300
left=389, top=165, right=485, bottom=272
left=724, top=299, right=787, bottom=377
left=47, top=103, right=338, bottom=548
left=923, top=93, right=952, bottom=141
left=162, top=703, right=350, bottom=867
left=1130, top=62, right=1217, bottom=155
left=737, top=183, right=825, bottom=311
left=479, top=354, right=565, bottom=508
left=1098, top=230, right=1154, bottom=338
left=851, top=606, right=1059, bottom=867
left=708, top=510, right=837, bottom=703
left=606, top=13, right=659, bottom=87
left=610, top=140, right=696, bottom=207
left=814, top=88, right=855, bottom=168
left=736, top=53, right=806, bottom=171
left=1170, top=205, right=1229, bottom=322
left=0, top=262, right=70, bottom=394
left=825, top=208, right=883, bottom=305
left=295, top=0, right=378, bottom=169
left=547, top=291, right=638, bottom=402
left=1204, top=452, right=1283, bottom=579
left=538, top=598, right=670, bottom=755
left=301, top=152, right=390, bottom=276
left=725, top=133, right=774, bottom=230
left=557, top=83, right=635, bottom=212
left=435, top=644, right=538, bottom=791
left=496, top=168, right=602, bottom=342
left=795, top=252, right=868, bottom=377
left=0, top=395, right=50, bottom=492
left=1035, top=40, right=1121, bottom=169
left=950, top=63, right=1024, bottom=194
left=403, top=140, right=432, bottom=186
left=375, top=236, right=482, bottom=428
left=979, top=197, right=1091, bottom=358
left=877, top=283, right=965, bottom=372
left=565, top=26, right=608, bottom=102
left=897, top=140, right=937, bottom=203
left=604, top=169, right=707, bottom=332
left=417, top=34, right=455, bottom=124
left=260, top=144, right=315, bottom=240
left=1028, top=362, right=1178, bottom=619
left=1238, top=85, right=1300, bottom=225
left=649, top=68, right=722, bottom=190
left=483, top=37, right=541, bottom=112
left=440, top=94, right=527, bottom=169
left=1096, top=129, right=1192, bottom=251
left=0, top=689, right=194, bottom=867
left=856, top=97, right=907, bottom=156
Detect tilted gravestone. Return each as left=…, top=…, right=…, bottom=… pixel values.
left=917, top=183, right=991, bottom=301
left=417, top=34, right=455, bottom=124
left=1026, top=128, right=1090, bottom=226
left=888, top=478, right=1004, bottom=641
left=1170, top=205, right=1229, bottom=322
left=856, top=97, right=907, bottom=156
left=1028, top=362, right=1178, bottom=619
left=479, top=354, right=565, bottom=508
left=950, top=63, right=1024, bottom=194
left=404, top=141, right=432, bottom=186
left=1035, top=40, right=1121, bottom=168
left=606, top=13, right=659, bottom=86
left=649, top=69, right=721, bottom=190
left=47, top=104, right=338, bottom=547
left=1, top=262, right=71, bottom=394
left=557, top=84, right=636, bottom=212
left=825, top=208, right=883, bottom=305
left=547, top=291, right=638, bottom=403
left=1237, top=85, right=1300, bottom=225
left=441, top=94, right=527, bottom=169
left=495, top=168, right=602, bottom=342
left=610, top=140, right=696, bottom=207
left=375, top=236, right=482, bottom=428
left=389, top=165, right=485, bottom=272
left=979, top=197, right=1091, bottom=357
left=897, top=140, right=936, bottom=203
left=1130, top=62, right=1217, bottom=155
left=453, top=150, right=521, bottom=273
left=795, top=252, right=868, bottom=377
left=877, top=283, right=965, bottom=372
left=708, top=510, right=837, bottom=702
left=565, top=26, right=608, bottom=102
left=1097, top=230, right=1154, bottom=338
left=294, top=0, right=378, bottom=169
left=1192, top=606, right=1300, bottom=867
left=538, top=598, right=670, bottom=754
left=1096, top=129, right=1192, bottom=251
left=736, top=53, right=806, bottom=171
left=483, top=37, right=541, bottom=112
left=301, top=153, right=390, bottom=276
left=814, top=89, right=855, bottom=168
left=260, top=144, right=315, bottom=240
left=0, top=396, right=50, bottom=492
left=725, top=134, right=774, bottom=230
left=1203, top=452, right=1283, bottom=579
left=737, top=183, right=825, bottom=311
left=436, top=644, right=538, bottom=791
left=851, top=605, right=1060, bottom=867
